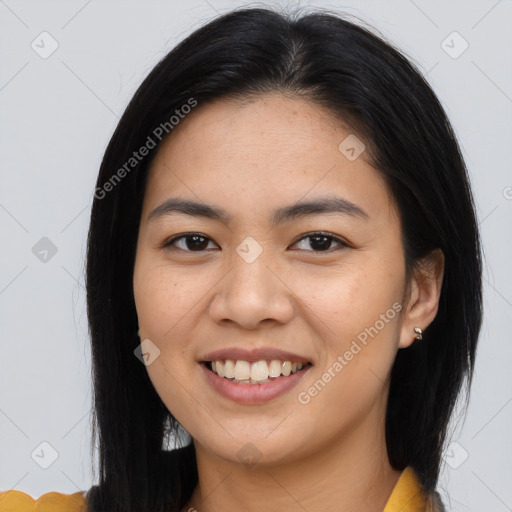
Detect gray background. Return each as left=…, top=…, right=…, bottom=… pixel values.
left=0, top=0, right=511, bottom=509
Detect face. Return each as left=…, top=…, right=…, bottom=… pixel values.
left=133, top=93, right=412, bottom=467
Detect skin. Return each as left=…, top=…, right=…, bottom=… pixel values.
left=133, top=93, right=444, bottom=512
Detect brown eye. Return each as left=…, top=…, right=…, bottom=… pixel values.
left=164, top=233, right=218, bottom=252
left=291, top=232, right=348, bottom=252
left=162, top=231, right=348, bottom=254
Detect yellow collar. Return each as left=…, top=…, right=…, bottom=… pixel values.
left=384, top=466, right=440, bottom=511
left=0, top=466, right=441, bottom=511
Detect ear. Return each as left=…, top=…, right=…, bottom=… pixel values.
left=399, top=249, right=445, bottom=349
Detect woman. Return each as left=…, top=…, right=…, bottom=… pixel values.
left=0, top=6, right=482, bottom=512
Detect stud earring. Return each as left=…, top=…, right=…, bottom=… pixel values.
left=414, top=327, right=423, bottom=340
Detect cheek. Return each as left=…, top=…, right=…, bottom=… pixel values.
left=133, top=260, right=208, bottom=422
left=134, top=259, right=207, bottom=341
left=291, top=262, right=402, bottom=340
left=294, top=261, right=404, bottom=408
left=294, top=275, right=402, bottom=435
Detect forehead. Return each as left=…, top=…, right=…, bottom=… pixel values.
left=143, top=94, right=397, bottom=226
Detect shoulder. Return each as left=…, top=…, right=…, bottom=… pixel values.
left=0, top=489, right=87, bottom=511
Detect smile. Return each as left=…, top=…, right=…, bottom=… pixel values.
left=200, top=351, right=312, bottom=403
left=206, top=359, right=311, bottom=384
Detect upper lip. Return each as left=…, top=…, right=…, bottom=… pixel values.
left=200, top=347, right=312, bottom=364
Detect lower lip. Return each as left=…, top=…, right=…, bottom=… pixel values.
left=200, top=363, right=311, bottom=404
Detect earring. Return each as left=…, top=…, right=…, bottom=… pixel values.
left=414, top=327, right=423, bottom=340
left=137, top=329, right=140, bottom=337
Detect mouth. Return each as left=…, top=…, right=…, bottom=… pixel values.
left=199, top=347, right=313, bottom=403
left=203, top=359, right=313, bottom=384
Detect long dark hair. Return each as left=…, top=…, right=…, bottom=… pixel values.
left=85, top=7, right=483, bottom=511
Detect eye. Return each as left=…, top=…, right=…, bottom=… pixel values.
left=290, top=232, right=349, bottom=253
left=163, top=233, right=219, bottom=252
left=162, top=231, right=349, bottom=254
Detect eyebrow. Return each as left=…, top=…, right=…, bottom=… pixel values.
left=148, top=196, right=369, bottom=225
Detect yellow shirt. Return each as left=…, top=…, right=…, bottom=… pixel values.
left=0, top=466, right=442, bottom=511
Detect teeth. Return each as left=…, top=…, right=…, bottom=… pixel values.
left=234, top=360, right=251, bottom=380
left=251, top=360, right=269, bottom=382
left=269, top=360, right=281, bottom=377
left=224, top=359, right=235, bottom=378
left=209, top=358, right=308, bottom=383
left=215, top=360, right=225, bottom=378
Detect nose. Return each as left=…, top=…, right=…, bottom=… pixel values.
left=208, top=248, right=295, bottom=330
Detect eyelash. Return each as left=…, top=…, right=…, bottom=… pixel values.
left=162, top=231, right=350, bottom=254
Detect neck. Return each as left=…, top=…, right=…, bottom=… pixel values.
left=182, top=405, right=402, bottom=512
